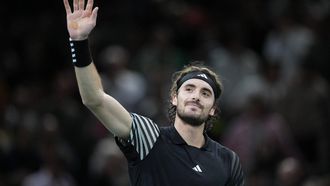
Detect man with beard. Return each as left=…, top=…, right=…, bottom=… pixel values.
left=63, top=0, right=245, bottom=185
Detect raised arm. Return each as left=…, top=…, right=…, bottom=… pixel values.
left=63, top=0, right=132, bottom=138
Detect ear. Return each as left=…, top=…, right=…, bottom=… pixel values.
left=171, top=93, right=178, bottom=106
left=209, top=107, right=216, bottom=116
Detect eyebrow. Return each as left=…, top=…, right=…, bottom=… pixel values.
left=183, top=83, right=213, bottom=95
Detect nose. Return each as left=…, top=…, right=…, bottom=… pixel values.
left=191, top=91, right=200, bottom=102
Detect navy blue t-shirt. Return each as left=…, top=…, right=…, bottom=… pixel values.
left=116, top=113, right=245, bottom=186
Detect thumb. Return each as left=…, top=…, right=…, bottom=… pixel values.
left=91, top=7, right=99, bottom=22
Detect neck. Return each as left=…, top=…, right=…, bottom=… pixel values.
left=174, top=118, right=205, bottom=148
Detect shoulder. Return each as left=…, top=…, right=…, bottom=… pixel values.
left=208, top=138, right=243, bottom=171
left=209, top=137, right=237, bottom=158
left=209, top=140, right=245, bottom=185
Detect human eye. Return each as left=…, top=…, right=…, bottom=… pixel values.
left=202, top=90, right=211, bottom=97
left=185, top=87, right=193, bottom=92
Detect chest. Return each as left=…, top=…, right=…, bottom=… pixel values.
left=136, top=138, right=230, bottom=186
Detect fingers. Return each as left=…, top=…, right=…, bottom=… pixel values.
left=63, top=0, right=72, bottom=14
left=79, top=0, right=85, bottom=10
left=85, top=0, right=93, bottom=12
left=73, top=0, right=78, bottom=11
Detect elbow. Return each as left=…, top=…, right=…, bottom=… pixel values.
left=82, top=98, right=102, bottom=108
left=81, top=93, right=104, bottom=108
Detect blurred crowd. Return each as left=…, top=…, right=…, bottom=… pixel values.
left=0, top=0, right=329, bottom=185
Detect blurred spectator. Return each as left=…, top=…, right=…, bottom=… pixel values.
left=0, top=78, right=10, bottom=185
left=22, top=140, right=76, bottom=186
left=302, top=174, right=330, bottom=186
left=0, top=0, right=328, bottom=185
left=275, top=157, right=306, bottom=186
left=135, top=24, right=185, bottom=78
left=89, top=136, right=129, bottom=186
left=302, top=13, right=330, bottom=83
left=223, top=95, right=301, bottom=185
left=263, top=14, right=315, bottom=84
left=228, top=62, right=287, bottom=113
left=278, top=61, right=330, bottom=173
left=4, top=126, right=41, bottom=186
left=208, top=23, right=260, bottom=116
left=98, top=45, right=147, bottom=112
left=4, top=83, right=43, bottom=131
left=1, top=83, right=43, bottom=185
left=134, top=24, right=185, bottom=122
left=22, top=113, right=76, bottom=186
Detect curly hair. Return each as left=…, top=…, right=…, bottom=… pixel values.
left=167, top=61, right=223, bottom=132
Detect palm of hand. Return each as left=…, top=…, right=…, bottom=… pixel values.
left=63, top=0, right=98, bottom=40
left=67, top=10, right=95, bottom=40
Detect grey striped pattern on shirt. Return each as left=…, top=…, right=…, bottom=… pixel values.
left=129, top=113, right=160, bottom=160
left=229, top=151, right=245, bottom=186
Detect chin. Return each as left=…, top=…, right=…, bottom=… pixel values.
left=178, top=113, right=206, bottom=127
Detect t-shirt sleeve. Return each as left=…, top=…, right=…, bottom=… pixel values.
left=227, top=151, right=245, bottom=186
left=116, top=113, right=160, bottom=161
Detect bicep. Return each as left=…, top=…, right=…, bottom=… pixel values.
left=87, top=93, right=132, bottom=138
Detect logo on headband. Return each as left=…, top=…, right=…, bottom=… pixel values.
left=177, top=71, right=220, bottom=99
left=197, top=74, right=208, bottom=79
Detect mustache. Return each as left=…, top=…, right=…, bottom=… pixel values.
left=185, top=101, right=203, bottom=109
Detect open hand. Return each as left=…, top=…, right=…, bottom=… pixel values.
left=63, top=0, right=98, bottom=40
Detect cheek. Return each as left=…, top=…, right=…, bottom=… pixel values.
left=174, top=91, right=186, bottom=106
left=205, top=101, right=215, bottom=113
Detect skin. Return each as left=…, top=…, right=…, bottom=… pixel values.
left=172, top=79, right=216, bottom=148
left=64, top=0, right=132, bottom=138
left=63, top=0, right=216, bottom=148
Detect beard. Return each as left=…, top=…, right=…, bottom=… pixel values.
left=177, top=108, right=208, bottom=127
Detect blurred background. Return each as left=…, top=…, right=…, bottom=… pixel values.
left=0, top=0, right=329, bottom=185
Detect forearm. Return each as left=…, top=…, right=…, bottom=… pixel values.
left=74, top=63, right=132, bottom=137
left=63, top=0, right=132, bottom=137
left=74, top=63, right=104, bottom=107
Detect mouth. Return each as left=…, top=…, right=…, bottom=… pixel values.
left=185, top=101, right=203, bottom=109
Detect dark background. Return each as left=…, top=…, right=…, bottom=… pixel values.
left=0, top=0, right=329, bottom=185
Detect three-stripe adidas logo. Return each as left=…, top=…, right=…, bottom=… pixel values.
left=192, top=165, right=202, bottom=173
left=197, top=74, right=208, bottom=79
